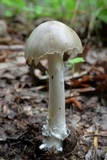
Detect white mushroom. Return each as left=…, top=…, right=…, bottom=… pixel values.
left=25, top=21, right=83, bottom=151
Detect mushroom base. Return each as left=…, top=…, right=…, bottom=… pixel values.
left=39, top=115, right=68, bottom=151
left=40, top=134, right=63, bottom=151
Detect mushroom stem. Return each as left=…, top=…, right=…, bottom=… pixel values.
left=40, top=53, right=68, bottom=151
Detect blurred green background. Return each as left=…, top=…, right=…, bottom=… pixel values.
left=0, top=0, right=107, bottom=43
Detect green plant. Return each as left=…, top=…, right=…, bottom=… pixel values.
left=1, top=0, right=107, bottom=22
left=67, top=57, right=85, bottom=74
left=82, top=0, right=107, bottom=39
left=0, top=0, right=77, bottom=19
left=1, top=0, right=28, bottom=17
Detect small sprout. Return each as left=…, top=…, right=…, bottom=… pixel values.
left=67, top=57, right=85, bottom=74
left=67, top=57, right=85, bottom=67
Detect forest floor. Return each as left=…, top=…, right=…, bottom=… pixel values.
left=0, top=18, right=107, bottom=160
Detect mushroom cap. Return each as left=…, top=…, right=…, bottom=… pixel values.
left=25, top=21, right=83, bottom=65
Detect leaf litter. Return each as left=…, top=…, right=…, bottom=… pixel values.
left=0, top=20, right=107, bottom=160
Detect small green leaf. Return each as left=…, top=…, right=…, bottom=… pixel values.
left=68, top=57, right=85, bottom=64
left=66, top=57, right=85, bottom=75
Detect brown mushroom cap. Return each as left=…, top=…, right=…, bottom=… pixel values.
left=25, top=21, right=83, bottom=65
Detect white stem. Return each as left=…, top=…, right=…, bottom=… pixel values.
left=40, top=53, right=68, bottom=151
left=48, top=53, right=66, bottom=136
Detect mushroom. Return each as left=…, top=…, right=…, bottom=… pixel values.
left=25, top=21, right=83, bottom=151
